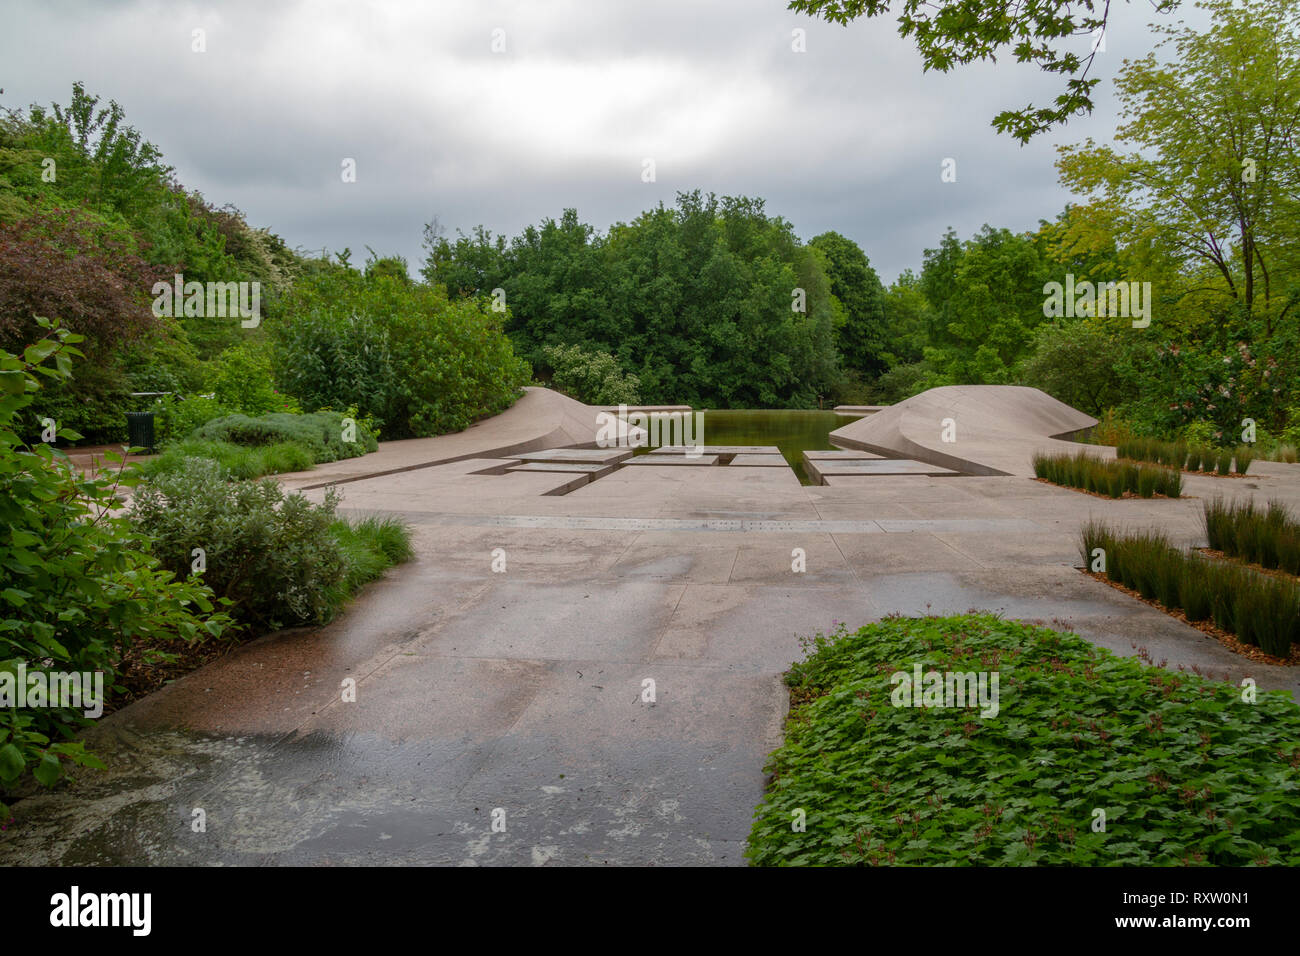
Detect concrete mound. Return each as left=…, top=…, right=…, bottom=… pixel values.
left=829, top=385, right=1098, bottom=478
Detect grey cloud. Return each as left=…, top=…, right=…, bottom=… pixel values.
left=1, top=0, right=1202, bottom=282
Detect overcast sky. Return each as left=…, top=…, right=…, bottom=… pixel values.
left=2, top=0, right=1198, bottom=283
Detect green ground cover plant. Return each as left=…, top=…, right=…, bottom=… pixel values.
left=1032, top=451, right=1182, bottom=498
left=746, top=614, right=1300, bottom=866
left=1081, top=519, right=1299, bottom=657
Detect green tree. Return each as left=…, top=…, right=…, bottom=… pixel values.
left=921, top=225, right=1052, bottom=384
left=1055, top=0, right=1300, bottom=429
left=789, top=0, right=1179, bottom=141
left=425, top=193, right=841, bottom=408
left=810, top=231, right=887, bottom=375
left=1056, top=0, right=1300, bottom=332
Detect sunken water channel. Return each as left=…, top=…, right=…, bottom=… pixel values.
left=632, top=409, right=861, bottom=485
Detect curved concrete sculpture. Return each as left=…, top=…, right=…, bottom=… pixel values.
left=829, top=385, right=1099, bottom=478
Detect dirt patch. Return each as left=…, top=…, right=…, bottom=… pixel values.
left=105, top=637, right=242, bottom=716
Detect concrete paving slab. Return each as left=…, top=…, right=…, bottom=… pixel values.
left=656, top=445, right=781, bottom=455
left=650, top=584, right=877, bottom=670
left=834, top=533, right=984, bottom=573
left=625, top=454, right=719, bottom=466
left=506, top=461, right=616, bottom=479
left=728, top=454, right=789, bottom=467
left=610, top=544, right=740, bottom=583
left=803, top=449, right=884, bottom=460
left=812, top=458, right=962, bottom=481
left=512, top=448, right=633, bottom=465
left=728, top=544, right=858, bottom=586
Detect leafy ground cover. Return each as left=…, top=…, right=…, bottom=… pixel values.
left=747, top=614, right=1300, bottom=866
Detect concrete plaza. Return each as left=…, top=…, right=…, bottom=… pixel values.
left=3, top=386, right=1297, bottom=866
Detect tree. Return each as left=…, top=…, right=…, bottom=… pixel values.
left=1055, top=0, right=1300, bottom=429
left=921, top=225, right=1052, bottom=384
left=810, top=231, right=888, bottom=375
left=1016, top=322, right=1139, bottom=415
left=424, top=193, right=842, bottom=407
left=879, top=268, right=932, bottom=366
left=789, top=0, right=1179, bottom=141
left=1056, top=0, right=1300, bottom=332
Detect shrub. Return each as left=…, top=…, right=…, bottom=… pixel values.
left=193, top=410, right=378, bottom=462
left=0, top=322, right=230, bottom=818
left=747, top=614, right=1300, bottom=866
left=541, top=343, right=642, bottom=406
left=270, top=266, right=530, bottom=438
left=151, top=393, right=232, bottom=445
left=130, top=460, right=413, bottom=631
left=130, top=460, right=347, bottom=629
left=209, top=342, right=301, bottom=416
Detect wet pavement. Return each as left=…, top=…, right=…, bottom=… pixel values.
left=4, top=394, right=1299, bottom=867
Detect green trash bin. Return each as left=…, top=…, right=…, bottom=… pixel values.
left=125, top=411, right=155, bottom=453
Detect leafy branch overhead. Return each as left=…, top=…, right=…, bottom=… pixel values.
left=789, top=0, right=1180, bottom=142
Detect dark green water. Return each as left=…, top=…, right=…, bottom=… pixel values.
left=635, top=409, right=861, bottom=484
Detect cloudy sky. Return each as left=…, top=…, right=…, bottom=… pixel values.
left=3, top=0, right=1198, bottom=282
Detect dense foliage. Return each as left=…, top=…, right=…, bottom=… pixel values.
left=542, top=342, right=642, bottom=405
left=0, top=84, right=306, bottom=443
left=269, top=263, right=530, bottom=438
left=0, top=323, right=230, bottom=818
left=747, top=614, right=1300, bottom=865
left=130, top=459, right=410, bottom=630
left=423, top=193, right=856, bottom=408
left=2, top=84, right=527, bottom=448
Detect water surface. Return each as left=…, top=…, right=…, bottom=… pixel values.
left=635, top=409, right=861, bottom=484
